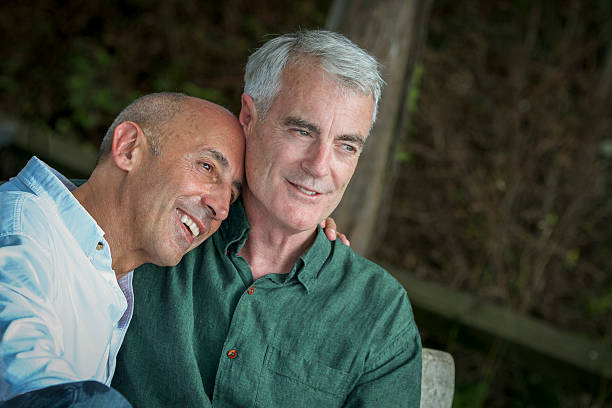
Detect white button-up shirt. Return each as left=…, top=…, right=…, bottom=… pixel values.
left=0, top=157, right=134, bottom=401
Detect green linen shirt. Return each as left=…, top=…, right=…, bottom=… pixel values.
left=112, top=200, right=422, bottom=407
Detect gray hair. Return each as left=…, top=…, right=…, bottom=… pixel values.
left=98, top=92, right=190, bottom=161
left=244, top=30, right=384, bottom=124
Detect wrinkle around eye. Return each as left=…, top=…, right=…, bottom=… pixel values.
left=290, top=128, right=310, bottom=137
left=338, top=143, right=358, bottom=155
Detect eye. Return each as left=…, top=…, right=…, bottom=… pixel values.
left=199, top=162, right=213, bottom=172
left=342, top=144, right=358, bottom=154
left=292, top=128, right=309, bottom=136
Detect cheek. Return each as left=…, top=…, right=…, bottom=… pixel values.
left=245, top=149, right=279, bottom=182
left=209, top=220, right=223, bottom=237
left=331, top=160, right=358, bottom=186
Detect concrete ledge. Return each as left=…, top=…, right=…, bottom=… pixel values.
left=421, top=348, right=455, bottom=408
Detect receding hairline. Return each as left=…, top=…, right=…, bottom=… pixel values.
left=97, top=92, right=237, bottom=161
left=168, top=98, right=240, bottom=139
left=183, top=96, right=235, bottom=116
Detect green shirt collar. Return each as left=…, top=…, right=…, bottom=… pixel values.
left=218, top=199, right=333, bottom=292
left=218, top=199, right=250, bottom=253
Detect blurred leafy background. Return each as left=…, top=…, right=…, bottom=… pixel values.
left=1, top=0, right=611, bottom=406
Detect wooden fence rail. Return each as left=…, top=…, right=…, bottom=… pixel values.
left=383, top=263, right=612, bottom=380
left=0, top=118, right=96, bottom=176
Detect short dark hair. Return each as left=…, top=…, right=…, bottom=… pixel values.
left=98, top=92, right=190, bottom=160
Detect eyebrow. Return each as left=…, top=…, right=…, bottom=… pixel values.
left=283, top=116, right=366, bottom=148
left=338, top=134, right=366, bottom=148
left=283, top=117, right=320, bottom=135
left=206, top=149, right=229, bottom=169
left=208, top=150, right=243, bottom=201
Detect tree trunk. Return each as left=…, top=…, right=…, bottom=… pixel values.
left=327, top=0, right=434, bottom=257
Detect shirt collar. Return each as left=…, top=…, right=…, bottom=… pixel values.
left=292, top=227, right=332, bottom=292
left=218, top=199, right=333, bottom=292
left=16, top=157, right=106, bottom=260
left=218, top=198, right=250, bottom=254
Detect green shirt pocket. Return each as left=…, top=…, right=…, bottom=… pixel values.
left=255, top=344, right=351, bottom=406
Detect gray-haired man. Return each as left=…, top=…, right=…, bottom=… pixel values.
left=113, top=30, right=422, bottom=407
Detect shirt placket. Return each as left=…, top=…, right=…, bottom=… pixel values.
left=90, top=240, right=128, bottom=384
left=213, top=249, right=280, bottom=407
left=213, top=284, right=261, bottom=405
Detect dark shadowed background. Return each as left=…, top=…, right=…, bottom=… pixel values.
left=1, top=1, right=611, bottom=406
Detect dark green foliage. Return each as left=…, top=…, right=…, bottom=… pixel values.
left=0, top=0, right=329, bottom=147
left=377, top=0, right=612, bottom=405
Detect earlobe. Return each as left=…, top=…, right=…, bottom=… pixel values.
left=111, top=121, right=144, bottom=171
left=239, top=93, right=258, bottom=137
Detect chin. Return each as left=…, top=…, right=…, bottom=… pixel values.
left=283, top=216, right=321, bottom=232
left=282, top=204, right=331, bottom=228
left=165, top=258, right=182, bottom=267
left=154, top=249, right=184, bottom=267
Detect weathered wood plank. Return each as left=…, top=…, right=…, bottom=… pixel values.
left=327, top=0, right=434, bottom=257
left=383, top=263, right=612, bottom=380
left=0, top=119, right=96, bottom=176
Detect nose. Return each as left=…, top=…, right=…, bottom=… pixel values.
left=203, top=183, right=232, bottom=221
left=301, top=141, right=331, bottom=178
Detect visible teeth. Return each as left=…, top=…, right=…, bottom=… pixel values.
left=180, top=214, right=200, bottom=237
left=296, top=185, right=317, bottom=196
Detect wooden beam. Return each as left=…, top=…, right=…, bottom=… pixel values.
left=326, top=0, right=434, bottom=257
left=383, top=263, right=612, bottom=380
left=0, top=118, right=97, bottom=176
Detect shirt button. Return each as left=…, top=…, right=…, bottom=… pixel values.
left=227, top=349, right=238, bottom=359
left=96, top=242, right=104, bottom=250
left=247, top=286, right=254, bottom=295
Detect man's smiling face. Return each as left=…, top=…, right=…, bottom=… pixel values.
left=240, top=61, right=374, bottom=233
left=130, top=100, right=244, bottom=266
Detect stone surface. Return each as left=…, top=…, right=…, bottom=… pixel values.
left=421, top=348, right=455, bottom=408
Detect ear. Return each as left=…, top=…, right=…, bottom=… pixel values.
left=239, top=93, right=258, bottom=138
left=111, top=121, right=146, bottom=172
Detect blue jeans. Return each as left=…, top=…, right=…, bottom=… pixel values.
left=0, top=381, right=132, bottom=408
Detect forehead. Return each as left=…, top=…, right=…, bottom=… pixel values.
left=269, top=63, right=374, bottom=133
left=163, top=107, right=244, bottom=167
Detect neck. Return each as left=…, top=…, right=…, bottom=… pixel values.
left=72, top=166, right=142, bottom=281
left=239, top=190, right=317, bottom=280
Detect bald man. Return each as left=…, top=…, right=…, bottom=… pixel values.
left=0, top=92, right=244, bottom=407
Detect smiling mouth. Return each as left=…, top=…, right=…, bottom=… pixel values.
left=179, top=212, right=201, bottom=238
left=289, top=181, right=320, bottom=196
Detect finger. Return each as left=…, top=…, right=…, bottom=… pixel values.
left=322, top=218, right=338, bottom=241
left=338, top=233, right=350, bottom=247
left=325, top=227, right=337, bottom=241
left=325, top=217, right=337, bottom=232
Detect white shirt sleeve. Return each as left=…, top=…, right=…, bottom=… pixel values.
left=0, top=233, right=81, bottom=401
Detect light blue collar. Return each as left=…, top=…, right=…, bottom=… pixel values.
left=16, top=157, right=106, bottom=261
